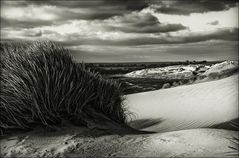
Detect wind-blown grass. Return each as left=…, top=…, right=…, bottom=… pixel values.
left=222, top=120, right=239, bottom=157
left=227, top=121, right=239, bottom=156
left=0, top=41, right=127, bottom=134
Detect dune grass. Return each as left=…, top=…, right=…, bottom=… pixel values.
left=227, top=121, right=239, bottom=156
left=0, top=41, right=127, bottom=134
left=222, top=120, right=239, bottom=157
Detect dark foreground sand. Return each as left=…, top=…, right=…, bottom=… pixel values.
left=0, top=125, right=238, bottom=157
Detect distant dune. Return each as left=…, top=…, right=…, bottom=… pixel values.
left=124, top=60, right=238, bottom=80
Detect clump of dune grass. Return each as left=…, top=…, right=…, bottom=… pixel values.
left=223, top=120, right=239, bottom=157
left=225, top=136, right=239, bottom=157
left=227, top=121, right=239, bottom=156
left=0, top=41, right=127, bottom=134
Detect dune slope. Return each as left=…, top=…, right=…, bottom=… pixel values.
left=126, top=74, right=238, bottom=132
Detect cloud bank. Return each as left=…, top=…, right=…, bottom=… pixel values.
left=1, top=0, right=238, bottom=62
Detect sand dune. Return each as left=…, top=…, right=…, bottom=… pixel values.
left=0, top=75, right=238, bottom=157
left=126, top=74, right=238, bottom=132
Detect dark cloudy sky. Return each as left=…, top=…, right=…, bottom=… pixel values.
left=1, top=0, right=238, bottom=62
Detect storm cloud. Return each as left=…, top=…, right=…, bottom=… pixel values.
left=150, top=0, right=238, bottom=15
left=0, top=0, right=238, bottom=62
left=1, top=0, right=148, bottom=20
left=106, top=12, right=187, bottom=33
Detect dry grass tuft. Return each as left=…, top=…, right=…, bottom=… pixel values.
left=0, top=41, right=127, bottom=134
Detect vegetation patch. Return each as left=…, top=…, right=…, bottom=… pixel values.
left=0, top=41, right=127, bottom=134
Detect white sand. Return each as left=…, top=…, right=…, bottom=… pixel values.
left=126, top=74, right=238, bottom=132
